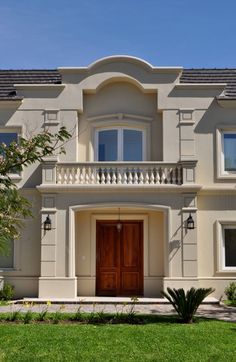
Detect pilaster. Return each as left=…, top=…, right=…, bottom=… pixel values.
left=181, top=194, right=198, bottom=277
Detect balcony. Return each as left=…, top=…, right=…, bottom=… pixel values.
left=40, top=158, right=198, bottom=191
left=56, top=162, right=183, bottom=185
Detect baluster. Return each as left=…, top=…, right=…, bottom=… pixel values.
left=68, top=168, right=73, bottom=184
left=145, top=169, right=149, bottom=184
left=123, top=170, right=128, bottom=184
left=90, top=167, right=95, bottom=184
left=139, top=170, right=144, bottom=184
left=166, top=167, right=171, bottom=184
left=160, top=167, right=165, bottom=184
left=61, top=168, right=65, bottom=184
left=63, top=168, right=68, bottom=184
left=134, top=170, right=138, bottom=184
left=74, top=167, right=79, bottom=184
left=101, top=168, right=106, bottom=184
left=150, top=169, right=155, bottom=184
left=57, top=167, right=62, bottom=184
left=85, top=167, right=90, bottom=184
left=79, top=167, right=84, bottom=184
left=128, top=171, right=133, bottom=184
left=107, top=169, right=111, bottom=184
left=96, top=167, right=101, bottom=184
left=155, top=168, right=160, bottom=184
left=117, top=169, right=122, bottom=184
left=171, top=167, right=176, bottom=184
left=112, top=169, right=117, bottom=184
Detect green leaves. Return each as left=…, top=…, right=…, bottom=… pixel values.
left=162, top=287, right=215, bottom=323
left=0, top=127, right=71, bottom=254
left=0, top=188, right=32, bottom=253
left=0, top=126, right=71, bottom=181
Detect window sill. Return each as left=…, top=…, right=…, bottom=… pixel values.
left=216, top=269, right=236, bottom=274
left=217, top=173, right=236, bottom=180
left=0, top=268, right=16, bottom=272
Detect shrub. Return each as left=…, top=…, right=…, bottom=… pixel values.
left=225, top=282, right=236, bottom=301
left=7, top=309, right=21, bottom=322
left=0, top=282, right=14, bottom=301
left=161, top=287, right=215, bottom=323
left=23, top=310, right=33, bottom=324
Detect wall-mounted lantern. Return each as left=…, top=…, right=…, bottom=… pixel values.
left=186, top=213, right=195, bottom=230
left=44, top=214, right=52, bottom=231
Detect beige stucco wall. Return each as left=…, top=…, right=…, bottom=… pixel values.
left=1, top=190, right=41, bottom=298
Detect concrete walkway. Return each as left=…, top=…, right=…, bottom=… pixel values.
left=0, top=300, right=235, bottom=322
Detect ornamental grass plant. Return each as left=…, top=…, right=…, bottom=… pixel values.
left=161, top=287, right=215, bottom=323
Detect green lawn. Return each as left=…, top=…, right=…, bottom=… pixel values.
left=0, top=319, right=235, bottom=361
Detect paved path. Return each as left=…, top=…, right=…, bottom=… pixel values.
left=0, top=302, right=235, bottom=322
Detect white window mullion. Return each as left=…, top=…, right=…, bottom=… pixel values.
left=118, top=128, right=123, bottom=161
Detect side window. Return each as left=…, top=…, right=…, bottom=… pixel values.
left=222, top=226, right=236, bottom=269
left=0, top=240, right=14, bottom=269
left=0, top=131, right=19, bottom=174
left=222, top=132, right=236, bottom=172
left=0, top=132, right=18, bottom=161
left=217, top=128, right=236, bottom=178
left=0, top=132, right=18, bottom=150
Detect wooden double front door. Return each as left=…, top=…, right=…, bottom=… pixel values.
left=96, top=220, right=143, bottom=296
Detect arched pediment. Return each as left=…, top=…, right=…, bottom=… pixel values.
left=87, top=55, right=155, bottom=72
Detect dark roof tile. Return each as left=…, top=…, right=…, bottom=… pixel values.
left=0, top=70, right=61, bottom=100
left=180, top=69, right=236, bottom=98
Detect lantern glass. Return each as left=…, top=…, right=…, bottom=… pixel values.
left=44, top=215, right=52, bottom=231
left=187, top=214, right=194, bottom=229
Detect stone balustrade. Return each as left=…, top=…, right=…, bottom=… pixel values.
left=56, top=162, right=183, bottom=185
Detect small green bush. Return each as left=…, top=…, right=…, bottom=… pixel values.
left=6, top=309, right=21, bottom=322
left=162, top=287, right=215, bottom=323
left=23, top=310, right=34, bottom=324
left=225, top=282, right=236, bottom=301
left=0, top=282, right=14, bottom=301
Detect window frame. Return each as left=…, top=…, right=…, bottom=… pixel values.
left=216, top=221, right=236, bottom=272
left=216, top=127, right=236, bottom=179
left=94, top=126, right=147, bottom=162
left=0, top=127, right=22, bottom=180
left=0, top=240, right=17, bottom=271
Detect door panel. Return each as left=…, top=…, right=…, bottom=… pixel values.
left=121, top=223, right=141, bottom=267
left=121, top=272, right=139, bottom=293
left=96, top=222, right=119, bottom=295
left=96, top=220, right=143, bottom=296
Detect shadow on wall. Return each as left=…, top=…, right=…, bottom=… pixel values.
left=169, top=239, right=181, bottom=262
left=22, top=164, right=42, bottom=188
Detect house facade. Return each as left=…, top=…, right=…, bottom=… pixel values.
left=0, top=55, right=236, bottom=299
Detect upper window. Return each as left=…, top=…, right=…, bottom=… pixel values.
left=0, top=132, right=19, bottom=175
left=0, top=240, right=14, bottom=269
left=96, top=128, right=145, bottom=161
left=222, top=226, right=236, bottom=270
left=216, top=128, right=236, bottom=179
left=222, top=132, right=236, bottom=172
left=0, top=132, right=18, bottom=152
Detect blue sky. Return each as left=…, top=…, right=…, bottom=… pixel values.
left=1, top=0, right=236, bottom=69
